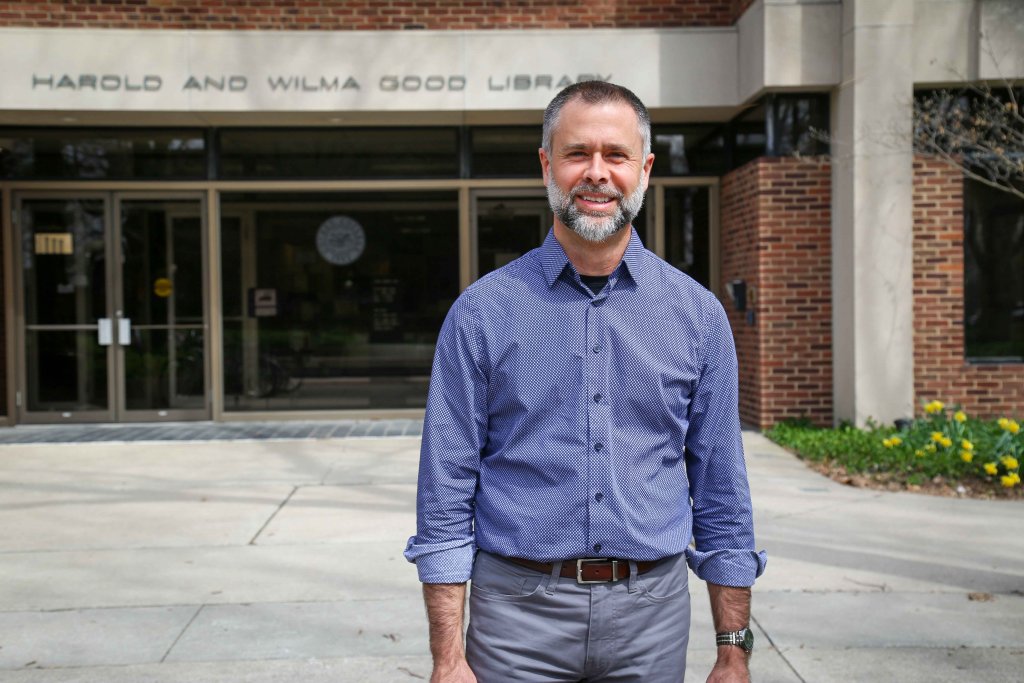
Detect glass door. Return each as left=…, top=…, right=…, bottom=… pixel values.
left=17, top=196, right=114, bottom=422
left=15, top=193, right=210, bottom=423
left=115, top=196, right=209, bottom=420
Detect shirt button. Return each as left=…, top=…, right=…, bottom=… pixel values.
left=595, top=492, right=604, bottom=502
left=594, top=443, right=603, bottom=452
left=592, top=344, right=601, bottom=353
left=593, top=394, right=602, bottom=403
left=594, top=543, right=602, bottom=553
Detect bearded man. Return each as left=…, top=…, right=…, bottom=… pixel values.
left=406, top=81, right=766, bottom=683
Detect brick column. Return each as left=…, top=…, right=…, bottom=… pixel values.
left=721, top=156, right=833, bottom=429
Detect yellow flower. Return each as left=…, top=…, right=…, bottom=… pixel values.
left=882, top=438, right=892, bottom=448
left=1001, top=456, right=1019, bottom=470
left=931, top=431, right=945, bottom=443
left=1009, top=420, right=1020, bottom=435
left=924, top=400, right=945, bottom=414
left=984, top=462, right=998, bottom=475
left=924, top=443, right=937, bottom=453
left=940, top=437, right=953, bottom=448
left=954, top=411, right=967, bottom=423
left=961, top=439, right=974, bottom=451
left=1001, top=473, right=1021, bottom=487
left=915, top=449, right=925, bottom=458
left=960, top=451, right=974, bottom=463
left=890, top=436, right=902, bottom=446
left=998, top=417, right=1010, bottom=430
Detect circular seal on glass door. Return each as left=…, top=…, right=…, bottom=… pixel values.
left=316, top=215, right=366, bottom=266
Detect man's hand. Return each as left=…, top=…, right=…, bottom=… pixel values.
left=706, top=645, right=750, bottom=683
left=430, top=658, right=478, bottom=683
left=423, top=583, right=477, bottom=683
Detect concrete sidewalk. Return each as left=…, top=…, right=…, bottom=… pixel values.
left=0, top=430, right=1021, bottom=682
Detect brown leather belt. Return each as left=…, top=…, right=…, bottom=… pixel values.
left=504, top=556, right=663, bottom=584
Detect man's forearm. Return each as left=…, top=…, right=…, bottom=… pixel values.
left=423, top=583, right=469, bottom=667
left=707, top=583, right=751, bottom=632
left=706, top=583, right=752, bottom=681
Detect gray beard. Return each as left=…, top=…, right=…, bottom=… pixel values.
left=547, top=179, right=647, bottom=243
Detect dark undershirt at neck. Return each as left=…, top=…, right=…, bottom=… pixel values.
left=579, top=274, right=610, bottom=295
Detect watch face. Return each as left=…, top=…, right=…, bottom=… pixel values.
left=742, top=628, right=754, bottom=651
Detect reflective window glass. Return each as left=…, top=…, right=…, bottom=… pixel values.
left=470, top=127, right=541, bottom=177
left=964, top=180, right=1024, bottom=361
left=651, top=125, right=727, bottom=176
left=663, top=187, right=711, bottom=288
left=0, top=129, right=206, bottom=179
left=220, top=191, right=459, bottom=410
left=218, top=128, right=459, bottom=179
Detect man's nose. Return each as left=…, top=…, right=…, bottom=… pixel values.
left=584, top=154, right=610, bottom=184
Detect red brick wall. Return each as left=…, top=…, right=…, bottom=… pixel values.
left=0, top=1, right=737, bottom=30
left=913, top=157, right=1024, bottom=418
left=721, top=156, right=833, bottom=429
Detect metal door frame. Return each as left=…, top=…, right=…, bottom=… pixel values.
left=11, top=190, right=210, bottom=423
left=113, top=191, right=211, bottom=422
left=12, top=191, right=117, bottom=423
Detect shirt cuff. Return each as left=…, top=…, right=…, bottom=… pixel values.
left=685, top=547, right=767, bottom=587
left=404, top=536, right=476, bottom=584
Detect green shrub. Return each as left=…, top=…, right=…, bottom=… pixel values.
left=766, top=401, right=1021, bottom=488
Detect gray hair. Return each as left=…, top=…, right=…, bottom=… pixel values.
left=542, top=81, right=652, bottom=159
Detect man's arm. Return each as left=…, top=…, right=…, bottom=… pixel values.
left=423, top=583, right=476, bottom=683
left=682, top=299, right=765, bottom=682
left=706, top=584, right=751, bottom=682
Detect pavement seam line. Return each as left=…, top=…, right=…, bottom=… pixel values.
left=751, top=614, right=807, bottom=683
left=249, top=485, right=300, bottom=546
left=160, top=604, right=204, bottom=663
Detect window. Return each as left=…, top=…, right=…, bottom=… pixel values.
left=0, top=129, right=206, bottom=180
left=220, top=191, right=459, bottom=410
left=964, top=179, right=1024, bottom=361
left=217, top=128, right=459, bottom=179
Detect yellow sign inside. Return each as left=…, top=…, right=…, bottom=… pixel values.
left=154, top=277, right=173, bottom=298
left=35, top=233, right=74, bottom=255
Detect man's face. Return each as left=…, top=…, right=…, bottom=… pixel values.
left=540, top=99, right=655, bottom=242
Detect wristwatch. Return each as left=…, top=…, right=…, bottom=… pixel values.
left=716, top=627, right=754, bottom=653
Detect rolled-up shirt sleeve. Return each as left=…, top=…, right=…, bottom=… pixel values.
left=404, top=293, right=488, bottom=584
left=684, top=300, right=767, bottom=587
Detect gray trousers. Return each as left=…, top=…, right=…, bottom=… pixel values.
left=466, top=551, right=691, bottom=682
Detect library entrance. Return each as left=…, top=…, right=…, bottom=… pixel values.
left=14, top=193, right=210, bottom=423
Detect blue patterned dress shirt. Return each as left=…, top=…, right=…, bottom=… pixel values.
left=405, top=228, right=766, bottom=587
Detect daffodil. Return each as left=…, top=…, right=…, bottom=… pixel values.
left=925, top=400, right=945, bottom=414
left=954, top=411, right=967, bottom=423
left=1001, top=473, right=1021, bottom=487
left=931, top=431, right=945, bottom=443
left=1001, top=456, right=1019, bottom=470
left=1008, top=420, right=1020, bottom=435
left=940, top=436, right=953, bottom=449
left=924, top=443, right=937, bottom=453
left=960, top=450, right=974, bottom=463
left=984, top=462, right=998, bottom=475
left=890, top=436, right=902, bottom=446
left=961, top=439, right=974, bottom=451
left=998, top=417, right=1010, bottom=430
left=915, top=449, right=925, bottom=458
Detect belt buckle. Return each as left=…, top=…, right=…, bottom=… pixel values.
left=576, top=558, right=618, bottom=584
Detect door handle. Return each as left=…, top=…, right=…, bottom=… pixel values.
left=98, top=318, right=113, bottom=346
left=118, top=318, right=131, bottom=346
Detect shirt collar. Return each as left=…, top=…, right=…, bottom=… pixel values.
left=539, top=226, right=651, bottom=289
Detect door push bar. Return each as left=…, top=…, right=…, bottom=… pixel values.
left=96, top=318, right=132, bottom=346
